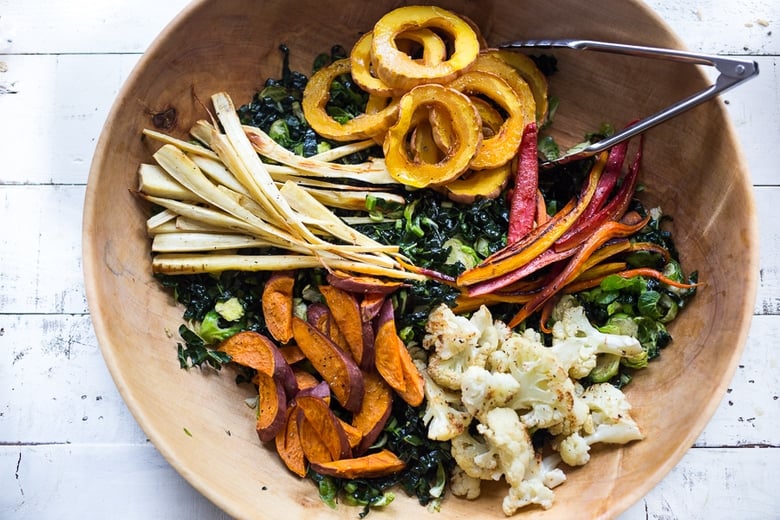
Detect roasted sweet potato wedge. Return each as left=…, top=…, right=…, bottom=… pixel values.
left=275, top=404, right=306, bottom=477
left=360, top=292, right=386, bottom=322
left=262, top=270, right=296, bottom=344
left=296, top=394, right=352, bottom=462
left=373, top=299, right=424, bottom=406
left=292, top=317, right=364, bottom=413
left=351, top=371, right=393, bottom=454
left=256, top=371, right=288, bottom=442
left=279, top=344, right=306, bottom=365
left=218, top=330, right=298, bottom=398
left=319, top=285, right=365, bottom=366
left=307, top=302, right=349, bottom=352
left=310, top=449, right=406, bottom=479
left=297, top=411, right=333, bottom=464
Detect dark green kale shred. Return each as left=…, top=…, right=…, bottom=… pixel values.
left=310, top=399, right=454, bottom=517
left=237, top=44, right=381, bottom=162
left=158, top=271, right=270, bottom=369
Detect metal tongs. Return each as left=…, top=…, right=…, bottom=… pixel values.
left=499, top=39, right=760, bottom=167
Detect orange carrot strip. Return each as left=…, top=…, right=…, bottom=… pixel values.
left=458, top=152, right=607, bottom=287
left=614, top=267, right=701, bottom=289
left=507, top=215, right=650, bottom=328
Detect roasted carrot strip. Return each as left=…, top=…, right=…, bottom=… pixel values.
left=508, top=215, right=650, bottom=328
left=466, top=246, right=576, bottom=297
left=536, top=189, right=549, bottom=226
left=507, top=122, right=539, bottom=243
left=458, top=153, right=607, bottom=287
left=453, top=291, right=537, bottom=314
left=538, top=296, right=559, bottom=334
left=613, top=267, right=701, bottom=288
left=554, top=136, right=643, bottom=252
left=562, top=262, right=628, bottom=293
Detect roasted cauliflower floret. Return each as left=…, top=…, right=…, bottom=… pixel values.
left=550, top=295, right=648, bottom=379
left=450, top=429, right=502, bottom=481
left=418, top=359, right=473, bottom=441
left=554, top=382, right=644, bottom=466
left=487, top=332, right=589, bottom=436
left=423, top=304, right=506, bottom=390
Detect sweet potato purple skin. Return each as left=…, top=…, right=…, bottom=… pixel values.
left=292, top=316, right=364, bottom=413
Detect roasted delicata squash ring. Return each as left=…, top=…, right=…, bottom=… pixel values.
left=410, top=113, right=442, bottom=165
left=351, top=29, right=447, bottom=97
left=471, top=52, right=538, bottom=127
left=493, top=49, right=550, bottom=123
left=383, top=84, right=481, bottom=188
left=364, top=93, right=399, bottom=145
left=371, top=5, right=480, bottom=91
left=302, top=58, right=399, bottom=141
left=431, top=96, right=504, bottom=150
left=395, top=28, right=448, bottom=66
left=445, top=162, right=513, bottom=204
left=446, top=70, right=529, bottom=170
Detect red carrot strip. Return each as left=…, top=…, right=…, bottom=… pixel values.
left=554, top=135, right=644, bottom=252
left=467, top=246, right=576, bottom=296
left=507, top=122, right=539, bottom=243
left=458, top=153, right=607, bottom=287
left=507, top=215, right=651, bottom=328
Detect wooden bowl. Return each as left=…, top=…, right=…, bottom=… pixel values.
left=83, top=0, right=758, bottom=518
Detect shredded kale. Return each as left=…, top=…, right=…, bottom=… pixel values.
left=310, top=399, right=454, bottom=517
left=237, top=44, right=381, bottom=162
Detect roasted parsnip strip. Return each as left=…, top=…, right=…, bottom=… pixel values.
left=243, top=124, right=398, bottom=184
left=190, top=154, right=250, bottom=196
left=152, top=232, right=276, bottom=253
left=302, top=187, right=405, bottom=211
left=140, top=194, right=297, bottom=248
left=280, top=181, right=397, bottom=250
left=146, top=208, right=177, bottom=234
left=152, top=253, right=427, bottom=280
left=153, top=143, right=309, bottom=248
left=212, top=92, right=322, bottom=245
left=138, top=164, right=197, bottom=201
left=142, top=128, right=220, bottom=160
left=309, top=138, right=377, bottom=162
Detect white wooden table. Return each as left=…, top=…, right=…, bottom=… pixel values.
left=1, top=1, right=777, bottom=518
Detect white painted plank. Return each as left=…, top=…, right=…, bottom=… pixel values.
left=692, top=315, right=780, bottom=448
left=719, top=56, right=780, bottom=188
left=754, top=188, right=780, bottom=315
left=1, top=444, right=777, bottom=519
left=621, top=447, right=780, bottom=520
left=0, top=0, right=191, bottom=55
left=0, top=54, right=140, bottom=185
left=1, top=0, right=777, bottom=55
left=0, top=314, right=148, bottom=445
left=644, top=0, right=779, bottom=55
left=0, top=186, right=88, bottom=314
left=0, top=444, right=231, bottom=520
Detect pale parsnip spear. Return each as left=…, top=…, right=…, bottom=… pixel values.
left=152, top=253, right=427, bottom=280
left=139, top=91, right=421, bottom=281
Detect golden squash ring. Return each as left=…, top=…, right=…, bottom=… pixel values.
left=371, top=5, right=480, bottom=91
left=301, top=58, right=399, bottom=141
left=383, top=84, right=481, bottom=188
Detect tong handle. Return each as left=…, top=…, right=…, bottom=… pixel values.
left=500, top=39, right=759, bottom=167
